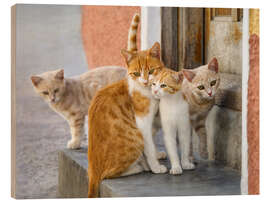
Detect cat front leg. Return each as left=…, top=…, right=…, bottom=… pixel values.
left=137, top=117, right=167, bottom=174
left=163, top=125, right=183, bottom=175
left=196, top=126, right=208, bottom=160
left=178, top=110, right=195, bottom=170
left=192, top=116, right=208, bottom=160
left=67, top=116, right=85, bottom=149
left=144, top=133, right=167, bottom=174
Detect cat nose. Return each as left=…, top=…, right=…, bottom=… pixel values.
left=154, top=90, right=158, bottom=94
left=51, top=97, right=55, bottom=102
left=208, top=91, right=212, bottom=96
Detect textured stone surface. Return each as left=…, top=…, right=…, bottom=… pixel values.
left=248, top=34, right=259, bottom=194
left=81, top=6, right=141, bottom=69
left=206, top=21, right=242, bottom=75
left=58, top=149, right=88, bottom=198
left=205, top=106, right=242, bottom=170
left=215, top=73, right=242, bottom=111
left=58, top=144, right=241, bottom=198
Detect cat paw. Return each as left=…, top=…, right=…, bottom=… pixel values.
left=151, top=164, right=167, bottom=174
left=200, top=151, right=209, bottom=160
left=169, top=166, right=183, bottom=175
left=67, top=139, right=81, bottom=149
left=156, top=151, right=167, bottom=159
left=182, top=161, right=195, bottom=170
left=199, top=145, right=209, bottom=160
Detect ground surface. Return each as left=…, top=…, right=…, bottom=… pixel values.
left=15, top=4, right=88, bottom=199
left=58, top=140, right=241, bottom=198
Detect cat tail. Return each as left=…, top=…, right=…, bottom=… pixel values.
left=88, top=170, right=101, bottom=198
left=127, top=13, right=140, bottom=52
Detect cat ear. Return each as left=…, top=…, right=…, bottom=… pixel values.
left=149, top=42, right=161, bottom=59
left=55, top=69, right=64, bottom=80
left=121, top=49, right=134, bottom=64
left=183, top=69, right=196, bottom=82
left=31, top=76, right=43, bottom=87
left=171, top=72, right=184, bottom=84
left=208, top=57, right=218, bottom=73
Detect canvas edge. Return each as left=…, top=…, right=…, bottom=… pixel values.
left=11, top=3, right=17, bottom=199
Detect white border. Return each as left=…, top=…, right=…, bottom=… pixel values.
left=1, top=1, right=269, bottom=203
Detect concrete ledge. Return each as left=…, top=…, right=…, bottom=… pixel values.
left=58, top=148, right=88, bottom=198
left=58, top=147, right=240, bottom=198
left=215, top=73, right=242, bottom=111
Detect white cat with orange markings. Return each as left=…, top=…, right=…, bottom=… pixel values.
left=151, top=68, right=195, bottom=175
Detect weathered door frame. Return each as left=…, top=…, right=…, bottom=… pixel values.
left=161, top=7, right=204, bottom=70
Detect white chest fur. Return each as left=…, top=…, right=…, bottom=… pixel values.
left=159, top=91, right=189, bottom=128
left=127, top=77, right=167, bottom=173
left=159, top=90, right=195, bottom=174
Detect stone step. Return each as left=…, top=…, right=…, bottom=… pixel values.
left=58, top=147, right=240, bottom=198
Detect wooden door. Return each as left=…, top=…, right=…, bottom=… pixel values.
left=161, top=7, right=243, bottom=75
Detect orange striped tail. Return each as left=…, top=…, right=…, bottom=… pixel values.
left=127, top=13, right=140, bottom=52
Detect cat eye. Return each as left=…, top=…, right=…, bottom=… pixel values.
left=152, top=82, right=156, bottom=86
left=54, top=88, right=59, bottom=93
left=197, top=85, right=205, bottom=90
left=210, top=80, right=216, bottom=86
left=133, top=72, right=141, bottom=77
left=42, top=91, right=49, bottom=95
left=160, top=84, right=167, bottom=88
left=149, top=69, right=155, bottom=75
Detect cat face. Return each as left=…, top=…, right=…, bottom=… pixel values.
left=183, top=57, right=220, bottom=100
left=151, top=68, right=183, bottom=99
left=31, top=69, right=66, bottom=104
left=121, top=42, right=164, bottom=88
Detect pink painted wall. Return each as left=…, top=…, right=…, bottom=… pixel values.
left=81, top=6, right=141, bottom=69
left=248, top=34, right=260, bottom=195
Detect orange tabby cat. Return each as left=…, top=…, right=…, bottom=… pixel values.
left=87, top=41, right=166, bottom=197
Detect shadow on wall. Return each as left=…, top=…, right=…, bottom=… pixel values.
left=81, top=6, right=141, bottom=69
left=207, top=105, right=242, bottom=170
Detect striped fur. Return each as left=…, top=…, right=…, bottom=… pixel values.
left=182, top=57, right=220, bottom=160
left=151, top=68, right=183, bottom=96
left=88, top=42, right=166, bottom=197
left=127, top=13, right=140, bottom=52
left=31, top=66, right=127, bottom=149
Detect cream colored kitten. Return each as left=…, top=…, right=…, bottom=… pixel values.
left=151, top=68, right=195, bottom=175
left=182, top=57, right=220, bottom=160
left=31, top=66, right=127, bottom=149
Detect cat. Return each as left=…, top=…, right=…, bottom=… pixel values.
left=181, top=57, right=220, bottom=160
left=87, top=40, right=168, bottom=197
left=30, top=66, right=127, bottom=149
left=151, top=68, right=195, bottom=175
left=30, top=12, right=141, bottom=150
